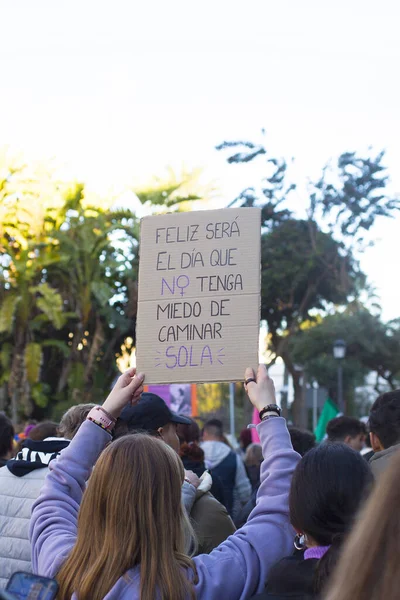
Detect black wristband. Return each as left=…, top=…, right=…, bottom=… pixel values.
left=259, top=404, right=281, bottom=420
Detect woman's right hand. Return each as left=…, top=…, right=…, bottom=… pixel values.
left=244, top=364, right=276, bottom=412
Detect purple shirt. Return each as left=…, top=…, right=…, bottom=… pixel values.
left=30, top=417, right=300, bottom=599
left=304, top=546, right=331, bottom=560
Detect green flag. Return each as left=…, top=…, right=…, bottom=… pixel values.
left=314, top=398, right=339, bottom=443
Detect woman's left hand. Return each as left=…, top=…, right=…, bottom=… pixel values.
left=102, top=368, right=145, bottom=419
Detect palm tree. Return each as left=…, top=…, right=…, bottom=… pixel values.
left=47, top=188, right=140, bottom=403
left=0, top=205, right=67, bottom=420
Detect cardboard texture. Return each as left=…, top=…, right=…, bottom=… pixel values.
left=136, top=207, right=261, bottom=384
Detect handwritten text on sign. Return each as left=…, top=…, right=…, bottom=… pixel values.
left=136, top=208, right=261, bottom=384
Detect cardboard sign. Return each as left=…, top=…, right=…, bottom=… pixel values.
left=136, top=207, right=261, bottom=384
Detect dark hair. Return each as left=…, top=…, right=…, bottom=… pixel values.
left=326, top=416, right=366, bottom=442
left=239, top=427, right=252, bottom=450
left=369, top=390, right=400, bottom=449
left=28, top=421, right=59, bottom=441
left=177, top=418, right=201, bottom=445
left=288, top=427, right=316, bottom=456
left=0, top=413, right=14, bottom=458
left=290, top=443, right=373, bottom=593
left=177, top=419, right=205, bottom=462
left=203, top=419, right=224, bottom=439
left=325, top=447, right=400, bottom=600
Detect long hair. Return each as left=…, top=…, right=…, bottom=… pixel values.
left=326, top=449, right=400, bottom=600
left=290, top=443, right=373, bottom=594
left=57, top=434, right=197, bottom=600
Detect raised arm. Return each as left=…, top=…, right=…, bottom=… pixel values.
left=30, top=368, right=144, bottom=578
left=193, top=365, right=300, bottom=600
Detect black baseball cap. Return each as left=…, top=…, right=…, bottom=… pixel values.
left=119, top=392, right=192, bottom=432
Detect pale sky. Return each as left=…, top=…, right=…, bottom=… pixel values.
left=1, top=0, right=399, bottom=318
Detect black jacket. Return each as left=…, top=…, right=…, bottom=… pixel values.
left=251, top=554, right=318, bottom=600
left=7, top=438, right=69, bottom=476
left=235, top=485, right=258, bottom=527
left=181, top=456, right=226, bottom=507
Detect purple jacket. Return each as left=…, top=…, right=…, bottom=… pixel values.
left=30, top=417, right=299, bottom=599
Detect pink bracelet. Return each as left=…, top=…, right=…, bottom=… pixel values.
left=87, top=406, right=116, bottom=432
left=98, top=406, right=117, bottom=424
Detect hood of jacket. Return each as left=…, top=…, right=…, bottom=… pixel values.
left=201, top=440, right=232, bottom=469
left=369, top=443, right=400, bottom=478
left=7, top=438, right=70, bottom=477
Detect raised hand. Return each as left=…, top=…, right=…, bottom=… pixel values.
left=102, top=368, right=145, bottom=419
left=184, top=470, right=201, bottom=489
left=244, top=364, right=276, bottom=412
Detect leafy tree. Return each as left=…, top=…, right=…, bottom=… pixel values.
left=0, top=157, right=203, bottom=420
left=0, top=167, right=68, bottom=419
left=310, top=151, right=400, bottom=245
left=134, top=166, right=204, bottom=212
left=45, top=185, right=139, bottom=402
left=289, top=307, right=400, bottom=413
left=260, top=218, right=360, bottom=423
left=217, top=135, right=399, bottom=425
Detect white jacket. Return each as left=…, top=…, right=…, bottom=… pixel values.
left=0, top=436, right=69, bottom=588
left=0, top=466, right=48, bottom=588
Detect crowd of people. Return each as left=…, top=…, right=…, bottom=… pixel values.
left=0, top=366, right=400, bottom=599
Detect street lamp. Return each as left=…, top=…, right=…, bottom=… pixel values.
left=333, top=339, right=346, bottom=413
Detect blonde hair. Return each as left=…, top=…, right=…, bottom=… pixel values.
left=326, top=450, right=400, bottom=600
left=58, top=404, right=96, bottom=439
left=57, top=433, right=198, bottom=600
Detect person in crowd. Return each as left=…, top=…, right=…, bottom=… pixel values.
left=27, top=421, right=59, bottom=442
left=359, top=417, right=374, bottom=461
left=368, top=389, right=400, bottom=477
left=288, top=427, right=316, bottom=457
left=239, top=427, right=253, bottom=456
left=114, top=392, right=197, bottom=501
left=326, top=416, right=366, bottom=451
left=235, top=427, right=316, bottom=529
left=251, top=443, right=373, bottom=600
left=205, top=418, right=234, bottom=448
left=30, top=366, right=300, bottom=600
left=0, top=403, right=94, bottom=589
left=177, top=417, right=226, bottom=506
left=114, top=392, right=191, bottom=452
left=116, top=395, right=235, bottom=554
left=0, top=413, right=14, bottom=468
left=325, top=446, right=400, bottom=600
left=202, top=418, right=251, bottom=517
left=13, top=423, right=36, bottom=452
left=244, top=443, right=263, bottom=491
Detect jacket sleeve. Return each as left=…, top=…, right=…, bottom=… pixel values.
left=181, top=481, right=197, bottom=514
left=234, top=454, right=252, bottom=504
left=191, top=492, right=236, bottom=554
left=29, top=420, right=111, bottom=578
left=193, top=417, right=300, bottom=600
